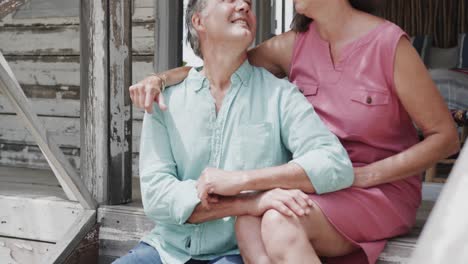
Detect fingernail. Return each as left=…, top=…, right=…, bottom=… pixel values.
left=305, top=209, right=310, bottom=215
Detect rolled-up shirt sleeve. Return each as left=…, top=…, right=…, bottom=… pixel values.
left=279, top=84, right=354, bottom=194
left=139, top=107, right=200, bottom=225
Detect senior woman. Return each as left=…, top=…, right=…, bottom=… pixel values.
left=130, top=0, right=459, bottom=263
left=120, top=0, right=354, bottom=264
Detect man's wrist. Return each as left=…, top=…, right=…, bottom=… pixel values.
left=150, top=73, right=167, bottom=92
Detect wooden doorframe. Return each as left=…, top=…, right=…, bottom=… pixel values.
left=154, top=0, right=183, bottom=72
left=80, top=0, right=133, bottom=205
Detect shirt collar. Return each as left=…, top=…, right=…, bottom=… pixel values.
left=186, top=60, right=253, bottom=93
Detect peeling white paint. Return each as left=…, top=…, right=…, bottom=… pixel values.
left=0, top=246, right=18, bottom=264
left=13, top=243, right=33, bottom=251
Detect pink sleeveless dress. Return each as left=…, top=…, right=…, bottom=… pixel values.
left=289, top=21, right=422, bottom=264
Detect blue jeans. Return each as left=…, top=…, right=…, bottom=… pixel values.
left=113, top=242, right=244, bottom=264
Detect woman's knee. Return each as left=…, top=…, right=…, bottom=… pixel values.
left=261, top=209, right=304, bottom=245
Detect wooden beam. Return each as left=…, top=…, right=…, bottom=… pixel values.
left=42, top=209, right=96, bottom=264
left=0, top=52, right=96, bottom=209
left=80, top=0, right=109, bottom=204
left=108, top=0, right=133, bottom=204
left=81, top=0, right=134, bottom=204
left=154, top=0, right=183, bottom=72
left=254, top=0, right=273, bottom=45
left=409, top=144, right=468, bottom=264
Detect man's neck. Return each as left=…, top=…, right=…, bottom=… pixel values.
left=201, top=45, right=248, bottom=92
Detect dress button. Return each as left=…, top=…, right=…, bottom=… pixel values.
left=366, top=96, right=372, bottom=104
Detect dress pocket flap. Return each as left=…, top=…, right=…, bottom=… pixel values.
left=295, top=82, right=319, bottom=96
left=350, top=90, right=389, bottom=106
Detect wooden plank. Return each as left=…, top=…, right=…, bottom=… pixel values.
left=0, top=144, right=141, bottom=177
left=154, top=0, right=183, bottom=72
left=0, top=52, right=96, bottom=209
left=96, top=183, right=437, bottom=261
left=80, top=0, right=109, bottom=204
left=0, top=195, right=83, bottom=242
left=0, top=144, right=81, bottom=172
left=0, top=0, right=153, bottom=26
left=108, top=0, right=133, bottom=204
left=97, top=205, right=153, bottom=258
left=0, top=55, right=152, bottom=89
left=3, top=56, right=80, bottom=87
left=0, top=97, right=81, bottom=117
left=43, top=209, right=96, bottom=264
left=409, top=145, right=468, bottom=264
left=0, top=115, right=142, bottom=151
left=0, top=24, right=154, bottom=56
left=0, top=97, right=146, bottom=119
left=0, top=115, right=81, bottom=148
left=97, top=205, right=424, bottom=262
left=0, top=237, right=53, bottom=264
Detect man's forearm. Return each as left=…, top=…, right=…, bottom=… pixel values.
left=242, top=163, right=316, bottom=193
left=187, top=195, right=251, bottom=224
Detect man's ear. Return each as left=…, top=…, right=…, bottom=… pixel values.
left=192, top=13, right=204, bottom=32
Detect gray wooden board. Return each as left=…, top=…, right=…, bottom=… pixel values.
left=0, top=115, right=143, bottom=151
left=0, top=0, right=154, bottom=26
left=0, top=24, right=154, bottom=56
left=0, top=144, right=81, bottom=171
left=0, top=236, right=54, bottom=264
left=0, top=96, right=146, bottom=119
left=0, top=195, right=83, bottom=242
left=0, top=55, right=152, bottom=88
left=0, top=144, right=141, bottom=177
left=108, top=0, right=133, bottom=205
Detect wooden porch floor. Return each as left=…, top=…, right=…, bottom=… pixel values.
left=0, top=166, right=443, bottom=264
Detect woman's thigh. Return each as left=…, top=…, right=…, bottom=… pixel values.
left=112, top=242, right=163, bottom=264
left=299, top=201, right=358, bottom=257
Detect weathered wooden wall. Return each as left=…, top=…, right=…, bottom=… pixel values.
left=0, top=0, right=153, bottom=176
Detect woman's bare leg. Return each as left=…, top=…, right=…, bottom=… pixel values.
left=235, top=216, right=272, bottom=264
left=261, top=210, right=321, bottom=264
left=261, top=202, right=358, bottom=264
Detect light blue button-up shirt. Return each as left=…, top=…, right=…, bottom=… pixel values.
left=139, top=61, right=353, bottom=263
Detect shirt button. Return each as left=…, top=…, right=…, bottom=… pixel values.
left=366, top=96, right=372, bottom=104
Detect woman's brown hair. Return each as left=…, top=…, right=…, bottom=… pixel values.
left=291, top=0, right=384, bottom=32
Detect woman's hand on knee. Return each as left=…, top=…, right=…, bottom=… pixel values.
left=248, top=188, right=313, bottom=217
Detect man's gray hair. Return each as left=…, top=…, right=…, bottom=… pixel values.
left=186, top=0, right=207, bottom=59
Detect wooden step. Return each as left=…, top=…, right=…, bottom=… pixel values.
left=0, top=166, right=97, bottom=263
left=97, top=183, right=441, bottom=264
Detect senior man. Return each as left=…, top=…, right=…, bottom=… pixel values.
left=116, top=0, right=354, bottom=263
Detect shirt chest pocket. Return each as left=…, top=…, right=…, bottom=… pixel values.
left=231, top=123, right=273, bottom=170
left=295, top=82, right=319, bottom=97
